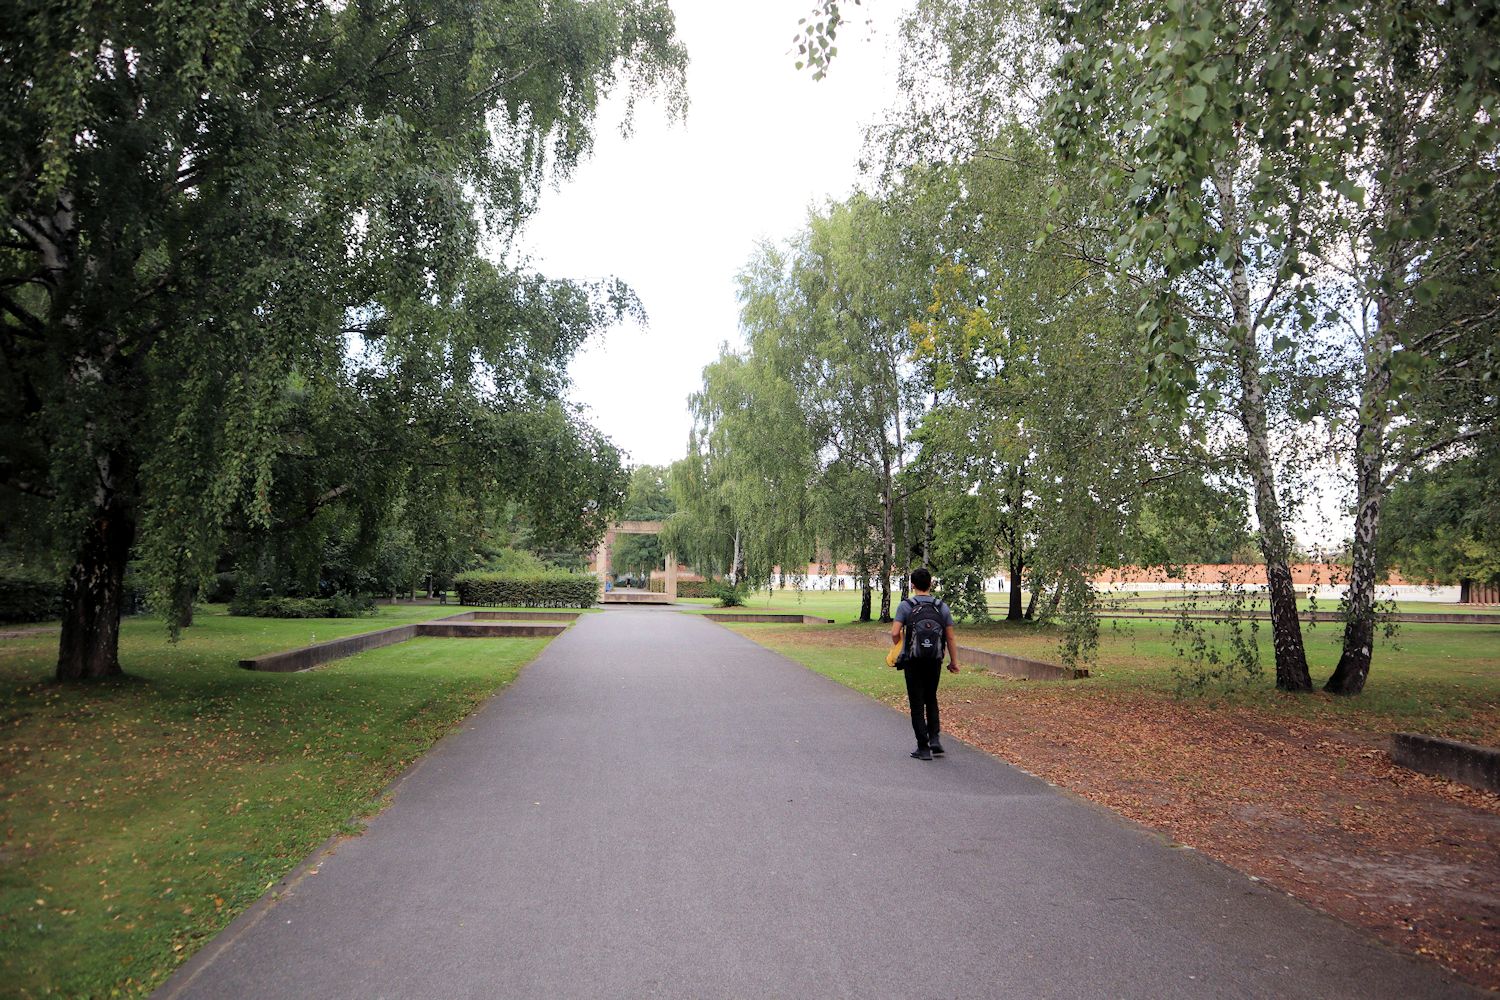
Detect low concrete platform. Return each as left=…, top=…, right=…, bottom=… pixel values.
left=415, top=621, right=567, bottom=639
left=601, top=591, right=673, bottom=605
left=239, top=612, right=573, bottom=672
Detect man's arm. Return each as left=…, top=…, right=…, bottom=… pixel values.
left=944, top=625, right=959, bottom=672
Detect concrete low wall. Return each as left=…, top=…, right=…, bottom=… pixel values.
left=415, top=622, right=567, bottom=638
left=240, top=612, right=571, bottom=672
left=867, top=635, right=1084, bottom=681
left=601, top=592, right=673, bottom=605
left=460, top=611, right=581, bottom=622
left=1390, top=733, right=1500, bottom=793
left=239, top=624, right=419, bottom=673
left=700, top=613, right=835, bottom=624
left=956, top=644, right=1088, bottom=681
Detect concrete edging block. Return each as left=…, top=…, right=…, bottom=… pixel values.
left=239, top=611, right=571, bottom=672
left=954, top=644, right=1088, bottom=681
left=415, top=622, right=567, bottom=638
left=1390, top=732, right=1500, bottom=793
left=238, top=624, right=418, bottom=673
left=866, top=636, right=1085, bottom=680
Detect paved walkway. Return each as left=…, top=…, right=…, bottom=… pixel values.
left=159, top=607, right=1476, bottom=999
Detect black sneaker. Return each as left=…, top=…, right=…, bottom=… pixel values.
left=929, top=739, right=945, bottom=756
left=911, top=747, right=933, bottom=761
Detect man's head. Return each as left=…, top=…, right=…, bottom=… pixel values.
left=910, top=567, right=933, bottom=592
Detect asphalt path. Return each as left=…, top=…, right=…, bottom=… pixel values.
left=158, top=606, right=1478, bottom=999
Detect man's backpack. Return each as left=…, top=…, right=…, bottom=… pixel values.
left=901, top=598, right=947, bottom=667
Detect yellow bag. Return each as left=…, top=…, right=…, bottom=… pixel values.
left=885, top=642, right=902, bottom=668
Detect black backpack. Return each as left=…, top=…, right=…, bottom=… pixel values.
left=901, top=598, right=948, bottom=667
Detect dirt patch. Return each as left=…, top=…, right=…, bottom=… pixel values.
left=924, top=685, right=1500, bottom=989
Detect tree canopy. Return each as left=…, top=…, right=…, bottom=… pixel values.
left=2, top=0, right=686, bottom=678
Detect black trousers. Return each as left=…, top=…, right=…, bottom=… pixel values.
left=903, top=660, right=942, bottom=748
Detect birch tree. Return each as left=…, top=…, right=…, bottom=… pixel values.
left=1, top=1, right=685, bottom=679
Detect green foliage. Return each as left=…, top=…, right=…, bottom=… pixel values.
left=230, top=594, right=377, bottom=620
left=657, top=578, right=719, bottom=600
left=0, top=575, right=62, bottom=624
left=203, top=572, right=239, bottom=604
left=1, top=0, right=683, bottom=675
left=929, top=496, right=998, bottom=623
left=1169, top=583, right=1265, bottom=695
left=1124, top=477, right=1254, bottom=567
left=661, top=444, right=736, bottom=579
left=475, top=546, right=551, bottom=575
left=709, top=579, right=748, bottom=608
left=1380, top=445, right=1500, bottom=587
left=453, top=571, right=598, bottom=608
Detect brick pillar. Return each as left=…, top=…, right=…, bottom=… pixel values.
left=664, top=551, right=678, bottom=602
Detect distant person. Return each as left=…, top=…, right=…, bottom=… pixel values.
left=889, top=567, right=959, bottom=761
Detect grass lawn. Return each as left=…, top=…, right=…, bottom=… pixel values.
left=0, top=607, right=552, bottom=999
left=726, top=612, right=1500, bottom=743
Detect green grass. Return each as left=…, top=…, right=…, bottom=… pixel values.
left=725, top=612, right=1500, bottom=744
left=0, top=607, right=552, bottom=999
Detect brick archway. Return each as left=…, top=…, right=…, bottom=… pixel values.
left=593, top=521, right=676, bottom=601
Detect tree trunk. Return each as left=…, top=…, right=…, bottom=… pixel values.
left=1007, top=550, right=1025, bottom=621
left=730, top=528, right=741, bottom=586
left=921, top=500, right=932, bottom=567
left=858, top=555, right=873, bottom=622
left=1215, top=164, right=1312, bottom=692
left=1325, top=487, right=1380, bottom=695
left=878, top=451, right=895, bottom=622
left=1005, top=463, right=1027, bottom=621
left=57, top=478, right=135, bottom=681
left=1327, top=288, right=1398, bottom=695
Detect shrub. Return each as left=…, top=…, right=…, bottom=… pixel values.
left=652, top=578, right=718, bottom=599
left=203, top=571, right=239, bottom=604
left=709, top=579, right=747, bottom=608
left=0, top=577, right=63, bottom=623
left=230, top=594, right=377, bottom=619
left=453, top=571, right=597, bottom=608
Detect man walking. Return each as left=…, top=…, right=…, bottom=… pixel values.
left=890, top=567, right=959, bottom=760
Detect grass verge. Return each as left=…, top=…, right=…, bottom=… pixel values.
left=0, top=608, right=550, bottom=999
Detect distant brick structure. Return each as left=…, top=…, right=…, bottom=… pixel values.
left=592, top=521, right=676, bottom=600
left=1461, top=579, right=1499, bottom=605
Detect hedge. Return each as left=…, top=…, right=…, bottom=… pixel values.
left=0, top=577, right=64, bottom=624
left=649, top=578, right=717, bottom=599
left=454, top=571, right=597, bottom=608
left=0, top=576, right=149, bottom=623
left=229, top=594, right=377, bottom=619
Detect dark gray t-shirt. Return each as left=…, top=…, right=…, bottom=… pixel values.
left=894, top=595, right=954, bottom=627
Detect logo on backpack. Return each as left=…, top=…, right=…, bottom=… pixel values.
left=902, top=599, right=947, bottom=665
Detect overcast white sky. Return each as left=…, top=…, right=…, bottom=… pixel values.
left=516, top=0, right=906, bottom=469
